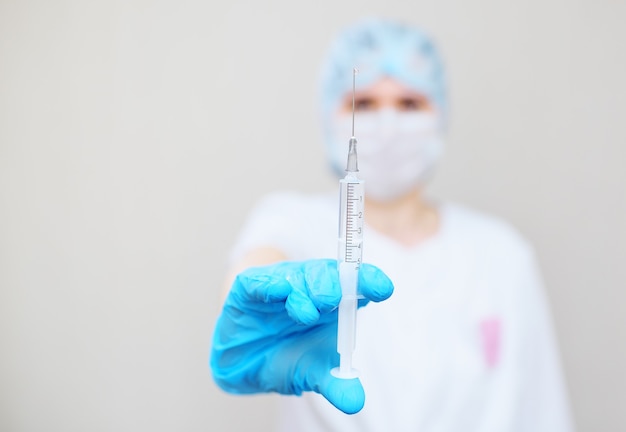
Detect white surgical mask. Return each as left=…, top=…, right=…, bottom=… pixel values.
left=329, top=109, right=444, bottom=201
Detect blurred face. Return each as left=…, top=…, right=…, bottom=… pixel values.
left=327, top=76, right=443, bottom=202
left=336, top=77, right=435, bottom=116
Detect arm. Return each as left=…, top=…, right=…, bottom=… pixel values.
left=220, top=246, right=289, bottom=301
left=516, top=252, right=575, bottom=432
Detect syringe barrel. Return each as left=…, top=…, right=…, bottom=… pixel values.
left=338, top=177, right=364, bottom=276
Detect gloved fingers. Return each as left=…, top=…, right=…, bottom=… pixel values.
left=234, top=260, right=340, bottom=303
left=302, top=259, right=342, bottom=314
left=285, top=287, right=320, bottom=325
left=236, top=264, right=316, bottom=325
left=233, top=260, right=386, bottom=324
left=285, top=259, right=341, bottom=324
left=318, top=374, right=366, bottom=415
left=233, top=262, right=297, bottom=304
left=358, top=263, right=394, bottom=302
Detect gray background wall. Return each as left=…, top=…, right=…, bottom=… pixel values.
left=1, top=1, right=624, bottom=431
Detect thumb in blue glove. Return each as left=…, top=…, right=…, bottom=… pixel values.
left=210, top=259, right=394, bottom=414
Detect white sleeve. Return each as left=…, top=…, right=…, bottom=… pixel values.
left=516, top=250, right=575, bottom=432
left=228, top=192, right=306, bottom=265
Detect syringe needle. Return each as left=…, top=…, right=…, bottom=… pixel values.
left=351, top=68, right=358, bottom=137
left=346, top=68, right=359, bottom=174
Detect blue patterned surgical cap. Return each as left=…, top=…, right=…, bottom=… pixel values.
left=319, top=18, right=447, bottom=119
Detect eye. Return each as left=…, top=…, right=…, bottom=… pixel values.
left=353, top=97, right=376, bottom=111
left=397, top=97, right=424, bottom=111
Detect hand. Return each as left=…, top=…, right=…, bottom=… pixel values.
left=210, top=259, right=393, bottom=414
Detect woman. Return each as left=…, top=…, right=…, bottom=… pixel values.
left=211, top=18, right=573, bottom=431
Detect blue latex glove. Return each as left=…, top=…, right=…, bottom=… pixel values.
left=210, top=259, right=394, bottom=414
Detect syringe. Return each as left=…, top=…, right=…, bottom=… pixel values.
left=331, top=68, right=364, bottom=380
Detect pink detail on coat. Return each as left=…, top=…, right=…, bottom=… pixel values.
left=480, top=317, right=501, bottom=368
